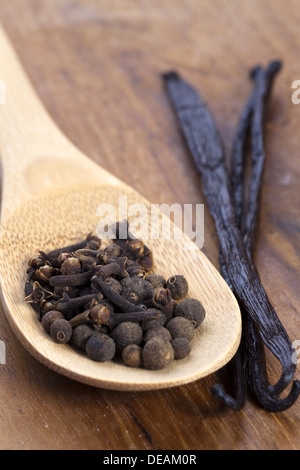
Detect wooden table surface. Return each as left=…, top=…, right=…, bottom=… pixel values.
left=0, top=0, right=299, bottom=450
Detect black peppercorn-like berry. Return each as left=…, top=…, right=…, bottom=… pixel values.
left=85, top=333, right=116, bottom=362
left=175, top=298, right=206, bottom=328
left=72, top=324, right=94, bottom=350
left=171, top=337, right=192, bottom=360
left=166, top=275, right=189, bottom=300
left=41, top=301, right=57, bottom=316
left=141, top=313, right=167, bottom=332
left=110, top=322, right=143, bottom=352
left=144, top=326, right=172, bottom=343
left=122, top=344, right=143, bottom=367
left=50, top=319, right=73, bottom=344
left=142, top=337, right=174, bottom=370
left=166, top=317, right=195, bottom=342
left=145, top=274, right=166, bottom=290
left=42, top=310, right=65, bottom=333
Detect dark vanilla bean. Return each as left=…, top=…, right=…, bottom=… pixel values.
left=212, top=63, right=282, bottom=411
left=163, top=67, right=300, bottom=411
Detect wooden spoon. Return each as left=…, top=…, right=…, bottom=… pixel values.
left=0, top=26, right=241, bottom=390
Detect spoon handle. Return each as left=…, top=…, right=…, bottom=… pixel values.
left=0, top=25, right=118, bottom=223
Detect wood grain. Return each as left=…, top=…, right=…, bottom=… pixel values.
left=0, top=0, right=299, bottom=450
left=0, top=24, right=241, bottom=391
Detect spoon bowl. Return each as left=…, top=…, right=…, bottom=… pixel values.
left=0, top=26, right=241, bottom=390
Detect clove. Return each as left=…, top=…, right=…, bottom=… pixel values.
left=55, top=291, right=103, bottom=314
left=91, top=275, right=147, bottom=313
left=69, top=303, right=162, bottom=330
left=49, top=264, right=98, bottom=287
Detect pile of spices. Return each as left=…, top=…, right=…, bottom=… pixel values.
left=163, top=61, right=300, bottom=411
left=24, top=222, right=206, bottom=370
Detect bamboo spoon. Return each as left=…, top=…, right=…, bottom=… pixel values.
left=0, top=26, right=241, bottom=391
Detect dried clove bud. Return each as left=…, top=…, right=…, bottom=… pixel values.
left=92, top=275, right=147, bottom=313
left=138, top=251, right=153, bottom=271
left=103, top=244, right=123, bottom=258
left=50, top=265, right=97, bottom=287
left=99, top=258, right=128, bottom=279
left=126, top=265, right=145, bottom=278
left=61, top=257, right=82, bottom=276
left=57, top=252, right=72, bottom=265
left=103, top=277, right=122, bottom=295
left=35, top=264, right=57, bottom=284
left=28, top=255, right=46, bottom=270
left=126, top=239, right=145, bottom=259
left=69, top=303, right=111, bottom=329
left=152, top=287, right=176, bottom=321
left=120, top=277, right=154, bottom=305
left=56, top=291, right=103, bottom=314
left=43, top=234, right=98, bottom=266
left=85, top=235, right=101, bottom=250
left=166, top=275, right=189, bottom=300
left=25, top=281, right=53, bottom=304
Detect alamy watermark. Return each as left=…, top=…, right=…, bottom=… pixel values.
left=292, top=340, right=300, bottom=365
left=291, top=80, right=300, bottom=104
left=95, top=196, right=204, bottom=250
left=0, top=340, right=6, bottom=364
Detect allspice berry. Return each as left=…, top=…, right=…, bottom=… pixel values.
left=141, top=313, right=167, bottom=332
left=166, top=275, right=189, bottom=300
left=171, top=337, right=191, bottom=360
left=85, top=332, right=116, bottom=362
left=145, top=273, right=166, bottom=290
left=143, top=337, right=174, bottom=370
left=42, top=310, right=65, bottom=333
left=110, top=322, right=143, bottom=352
left=175, top=298, right=206, bottom=328
left=166, top=317, right=195, bottom=342
left=50, top=319, right=73, bottom=344
left=122, top=344, right=143, bottom=367
left=144, top=326, right=172, bottom=343
left=72, top=324, right=94, bottom=350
